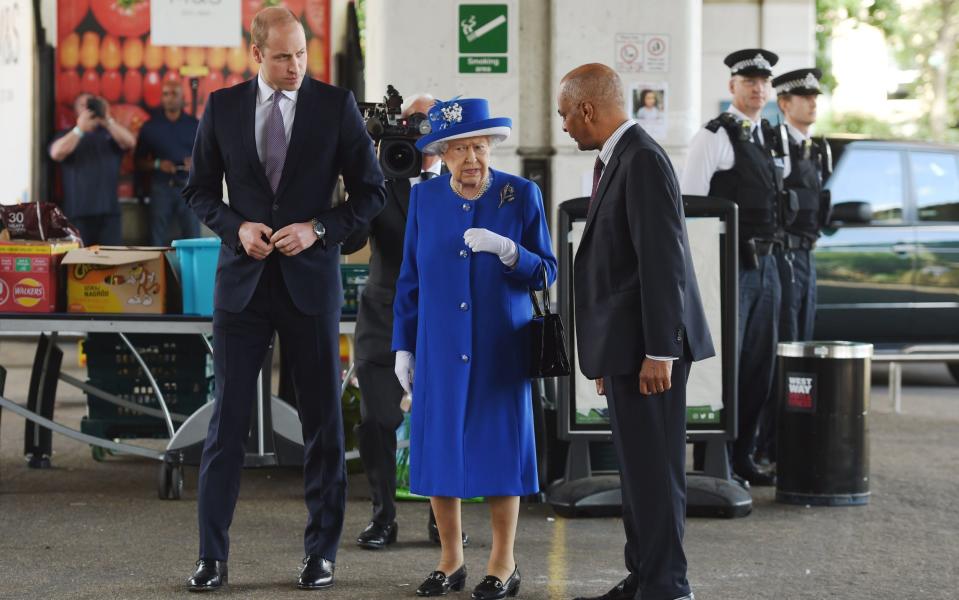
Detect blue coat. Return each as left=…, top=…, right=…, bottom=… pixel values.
left=393, top=169, right=557, bottom=498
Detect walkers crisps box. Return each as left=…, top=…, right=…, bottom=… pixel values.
left=0, top=240, right=79, bottom=312
left=62, top=246, right=180, bottom=314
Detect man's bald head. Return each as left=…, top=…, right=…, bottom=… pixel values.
left=557, top=63, right=629, bottom=151
left=559, top=63, right=625, bottom=111
left=402, top=94, right=435, bottom=118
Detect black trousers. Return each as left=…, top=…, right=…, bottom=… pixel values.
left=197, top=257, right=346, bottom=562
left=731, top=253, right=781, bottom=465
left=605, top=357, right=691, bottom=600
left=354, top=358, right=405, bottom=525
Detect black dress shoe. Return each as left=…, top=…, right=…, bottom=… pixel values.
left=297, top=554, right=334, bottom=590
left=428, top=513, right=470, bottom=547
left=734, top=458, right=777, bottom=487
left=416, top=564, right=467, bottom=597
left=471, top=566, right=520, bottom=600
left=356, top=520, right=398, bottom=550
left=572, top=575, right=637, bottom=600
left=187, top=559, right=227, bottom=592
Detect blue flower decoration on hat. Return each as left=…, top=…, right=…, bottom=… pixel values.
left=416, top=97, right=512, bottom=155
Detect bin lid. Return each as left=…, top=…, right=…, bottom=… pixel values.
left=172, top=237, right=221, bottom=248
left=778, top=341, right=873, bottom=359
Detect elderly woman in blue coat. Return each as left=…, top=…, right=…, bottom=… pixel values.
left=392, top=98, right=557, bottom=599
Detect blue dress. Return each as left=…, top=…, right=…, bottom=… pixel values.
left=392, top=169, right=557, bottom=498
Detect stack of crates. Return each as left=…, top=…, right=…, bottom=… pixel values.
left=79, top=333, right=213, bottom=440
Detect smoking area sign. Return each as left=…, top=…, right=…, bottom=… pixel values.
left=459, top=4, right=509, bottom=74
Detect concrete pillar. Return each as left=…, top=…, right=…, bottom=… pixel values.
left=550, top=0, right=702, bottom=215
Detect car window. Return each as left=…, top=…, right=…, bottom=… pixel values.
left=827, top=148, right=904, bottom=222
left=910, top=151, right=959, bottom=222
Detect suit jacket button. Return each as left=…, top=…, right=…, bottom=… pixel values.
left=272, top=203, right=279, bottom=211
left=459, top=249, right=469, bottom=258
left=462, top=203, right=471, bottom=211
left=461, top=354, right=470, bottom=363
left=460, top=302, right=469, bottom=311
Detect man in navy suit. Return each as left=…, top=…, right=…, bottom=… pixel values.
left=559, top=64, right=714, bottom=600
left=182, top=7, right=385, bottom=592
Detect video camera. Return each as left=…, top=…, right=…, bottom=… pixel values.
left=359, top=85, right=431, bottom=179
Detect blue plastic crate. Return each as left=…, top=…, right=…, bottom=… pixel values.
left=172, top=237, right=220, bottom=316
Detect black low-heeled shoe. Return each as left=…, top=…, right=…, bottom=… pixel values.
left=187, top=559, right=227, bottom=592
left=471, top=566, right=520, bottom=600
left=416, top=564, right=467, bottom=597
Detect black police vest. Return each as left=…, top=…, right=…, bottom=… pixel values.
left=784, top=136, right=827, bottom=239
left=706, top=114, right=781, bottom=240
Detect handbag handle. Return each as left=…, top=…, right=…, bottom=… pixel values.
left=528, top=265, right=551, bottom=317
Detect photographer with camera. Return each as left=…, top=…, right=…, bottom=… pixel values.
left=343, top=92, right=471, bottom=552
left=49, top=93, right=136, bottom=246
left=135, top=79, right=201, bottom=246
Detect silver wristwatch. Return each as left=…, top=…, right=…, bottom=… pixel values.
left=311, top=218, right=326, bottom=240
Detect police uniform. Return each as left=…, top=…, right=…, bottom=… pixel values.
left=771, top=68, right=831, bottom=341
left=755, top=69, right=833, bottom=463
left=681, top=49, right=788, bottom=486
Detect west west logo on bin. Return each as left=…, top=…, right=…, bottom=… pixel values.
left=787, top=373, right=816, bottom=411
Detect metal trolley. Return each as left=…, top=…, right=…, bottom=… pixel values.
left=0, top=313, right=356, bottom=499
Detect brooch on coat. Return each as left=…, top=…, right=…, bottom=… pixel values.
left=498, top=183, right=515, bottom=208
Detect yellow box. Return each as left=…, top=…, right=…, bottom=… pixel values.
left=62, top=246, right=174, bottom=314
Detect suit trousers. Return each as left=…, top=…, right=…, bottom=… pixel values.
left=605, top=357, right=691, bottom=600
left=197, top=255, right=346, bottom=562
left=355, top=358, right=405, bottom=525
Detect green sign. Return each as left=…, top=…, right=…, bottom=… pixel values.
left=458, top=4, right=508, bottom=54
left=459, top=56, right=508, bottom=74
left=15, top=258, right=31, bottom=272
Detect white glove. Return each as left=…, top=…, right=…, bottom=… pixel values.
left=394, top=350, right=414, bottom=395
left=464, top=228, right=517, bottom=266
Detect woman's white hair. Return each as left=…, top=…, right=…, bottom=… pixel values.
left=433, top=135, right=498, bottom=157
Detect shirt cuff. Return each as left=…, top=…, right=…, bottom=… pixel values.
left=646, top=354, right=678, bottom=362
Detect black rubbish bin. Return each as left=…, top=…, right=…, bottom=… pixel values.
left=775, top=341, right=872, bottom=506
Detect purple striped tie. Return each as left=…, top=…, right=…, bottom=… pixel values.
left=265, top=91, right=288, bottom=193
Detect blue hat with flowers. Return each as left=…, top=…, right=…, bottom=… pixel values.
left=416, top=97, right=512, bottom=155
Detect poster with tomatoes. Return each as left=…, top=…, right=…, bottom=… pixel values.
left=55, top=0, right=331, bottom=199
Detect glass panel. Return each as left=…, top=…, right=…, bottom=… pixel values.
left=910, top=151, right=959, bottom=222
left=827, top=149, right=904, bottom=222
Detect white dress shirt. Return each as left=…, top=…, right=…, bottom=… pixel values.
left=680, top=104, right=790, bottom=196
left=785, top=121, right=811, bottom=144
left=596, top=119, right=676, bottom=363
left=407, top=160, right=442, bottom=189
left=254, top=73, right=298, bottom=166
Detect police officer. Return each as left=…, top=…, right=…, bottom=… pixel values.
left=771, top=68, right=830, bottom=342
left=755, top=68, right=833, bottom=464
left=682, top=49, right=791, bottom=487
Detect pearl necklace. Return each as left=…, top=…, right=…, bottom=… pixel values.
left=450, top=171, right=493, bottom=200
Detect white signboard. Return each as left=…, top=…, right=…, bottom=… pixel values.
left=614, top=33, right=670, bottom=74
left=151, top=1, right=242, bottom=47
left=0, top=0, right=34, bottom=205
left=568, top=218, right=723, bottom=413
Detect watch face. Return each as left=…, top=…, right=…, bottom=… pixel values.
left=313, top=221, right=325, bottom=237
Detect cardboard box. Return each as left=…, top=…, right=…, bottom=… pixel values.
left=62, top=246, right=178, bottom=314
left=0, top=240, right=79, bottom=313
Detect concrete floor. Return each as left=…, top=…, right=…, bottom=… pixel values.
left=1, top=339, right=957, bottom=600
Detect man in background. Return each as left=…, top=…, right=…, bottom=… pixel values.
left=135, top=80, right=201, bottom=246
left=49, top=93, right=136, bottom=245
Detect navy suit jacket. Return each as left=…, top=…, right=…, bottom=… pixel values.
left=184, top=77, right=386, bottom=315
left=573, top=124, right=715, bottom=378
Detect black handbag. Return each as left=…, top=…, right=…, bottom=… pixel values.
left=529, top=267, right=571, bottom=378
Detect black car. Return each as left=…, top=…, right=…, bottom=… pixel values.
left=814, top=138, right=959, bottom=383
